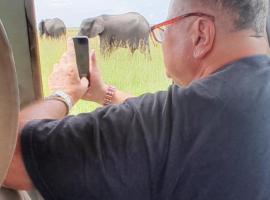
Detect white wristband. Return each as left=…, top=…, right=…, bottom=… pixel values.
left=46, top=91, right=73, bottom=113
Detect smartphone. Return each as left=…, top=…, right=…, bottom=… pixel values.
left=73, top=36, right=90, bottom=81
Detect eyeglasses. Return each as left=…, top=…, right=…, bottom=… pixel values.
left=151, top=12, right=215, bottom=43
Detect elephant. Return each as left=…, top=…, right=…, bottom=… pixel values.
left=78, top=12, right=151, bottom=55
left=39, top=18, right=66, bottom=39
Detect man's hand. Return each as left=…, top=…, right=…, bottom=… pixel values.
left=82, top=50, right=108, bottom=104
left=49, top=38, right=89, bottom=105
left=83, top=50, right=133, bottom=105
left=4, top=39, right=93, bottom=191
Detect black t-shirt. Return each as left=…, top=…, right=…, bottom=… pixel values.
left=21, top=55, right=270, bottom=200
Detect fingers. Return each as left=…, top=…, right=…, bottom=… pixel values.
left=90, top=50, right=98, bottom=72
left=65, top=38, right=76, bottom=67
left=67, top=38, right=75, bottom=54
left=90, top=50, right=96, bottom=66
left=48, top=38, right=89, bottom=102
left=59, top=53, right=68, bottom=66
left=52, top=39, right=78, bottom=74
left=80, top=77, right=89, bottom=89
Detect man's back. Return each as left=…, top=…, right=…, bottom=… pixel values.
left=166, top=55, right=270, bottom=199
left=19, top=55, right=270, bottom=200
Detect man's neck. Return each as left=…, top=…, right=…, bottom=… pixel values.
left=195, top=33, right=269, bottom=81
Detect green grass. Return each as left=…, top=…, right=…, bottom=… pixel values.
left=39, top=29, right=171, bottom=115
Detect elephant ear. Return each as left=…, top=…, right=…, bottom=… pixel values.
left=89, top=20, right=104, bottom=38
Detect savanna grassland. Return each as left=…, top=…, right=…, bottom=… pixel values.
left=39, top=29, right=171, bottom=115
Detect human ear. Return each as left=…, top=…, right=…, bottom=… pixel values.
left=191, top=18, right=215, bottom=59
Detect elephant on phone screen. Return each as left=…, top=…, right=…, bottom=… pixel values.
left=39, top=18, right=66, bottom=39
left=78, top=12, right=150, bottom=56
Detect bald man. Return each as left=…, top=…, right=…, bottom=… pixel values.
left=3, top=0, right=270, bottom=199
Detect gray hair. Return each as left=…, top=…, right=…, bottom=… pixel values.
left=190, top=0, right=269, bottom=33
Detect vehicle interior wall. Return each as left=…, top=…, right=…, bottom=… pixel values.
left=0, top=0, right=42, bottom=108
left=0, top=1, right=43, bottom=199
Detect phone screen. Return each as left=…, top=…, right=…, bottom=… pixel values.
left=73, top=36, right=90, bottom=80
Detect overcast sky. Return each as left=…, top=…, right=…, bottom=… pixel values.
left=35, top=0, right=170, bottom=27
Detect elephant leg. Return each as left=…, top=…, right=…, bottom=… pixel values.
left=139, top=38, right=151, bottom=60
left=62, top=31, right=67, bottom=41
left=145, top=38, right=151, bottom=55
left=144, top=38, right=152, bottom=60
left=128, top=39, right=138, bottom=54
left=61, top=34, right=67, bottom=41
left=139, top=39, right=147, bottom=54
left=146, top=43, right=152, bottom=60
left=133, top=42, right=138, bottom=54
left=130, top=45, right=136, bottom=54
left=100, top=38, right=109, bottom=57
left=108, top=37, right=120, bottom=55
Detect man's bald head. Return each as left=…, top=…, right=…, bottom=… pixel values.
left=163, top=0, right=269, bottom=85
left=169, top=0, right=269, bottom=33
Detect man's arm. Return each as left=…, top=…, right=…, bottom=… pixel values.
left=3, top=39, right=133, bottom=190
left=82, top=50, right=132, bottom=105
left=3, top=100, right=68, bottom=190
left=3, top=39, right=89, bottom=190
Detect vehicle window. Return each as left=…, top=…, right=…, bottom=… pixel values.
left=35, top=0, right=170, bottom=114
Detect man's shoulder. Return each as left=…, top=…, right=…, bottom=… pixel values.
left=120, top=54, right=270, bottom=117
left=188, top=55, right=270, bottom=103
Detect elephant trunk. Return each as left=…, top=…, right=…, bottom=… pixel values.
left=77, top=31, right=83, bottom=36
left=77, top=29, right=87, bottom=37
